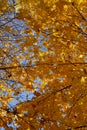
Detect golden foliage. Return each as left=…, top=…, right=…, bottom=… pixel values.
left=0, top=0, right=87, bottom=129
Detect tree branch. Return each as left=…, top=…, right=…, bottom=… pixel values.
left=0, top=62, right=87, bottom=70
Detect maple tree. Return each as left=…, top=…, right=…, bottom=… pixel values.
left=0, top=0, right=87, bottom=129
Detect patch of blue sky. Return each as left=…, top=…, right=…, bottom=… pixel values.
left=13, top=19, right=29, bottom=31
left=57, top=77, right=65, bottom=82
left=8, top=98, right=19, bottom=111
left=0, top=42, right=4, bottom=48
left=15, top=52, right=22, bottom=60
left=16, top=91, right=27, bottom=102
left=37, top=34, right=44, bottom=45
left=23, top=110, right=28, bottom=115
left=45, top=31, right=49, bottom=35
left=12, top=83, right=24, bottom=90
left=2, top=32, right=20, bottom=44
left=31, top=58, right=38, bottom=66
left=80, top=22, right=87, bottom=30
left=29, top=52, right=34, bottom=58
left=29, top=45, right=34, bottom=50
left=41, top=45, right=48, bottom=52
left=33, top=77, right=42, bottom=92
left=31, top=61, right=35, bottom=67
left=35, top=86, right=41, bottom=92
left=40, top=34, right=44, bottom=39
left=27, top=92, right=35, bottom=100
left=24, top=48, right=29, bottom=54
left=13, top=42, right=21, bottom=48
left=13, top=35, right=22, bottom=40
left=0, top=90, right=8, bottom=97
left=0, top=70, right=6, bottom=79
left=34, top=77, right=42, bottom=85
left=80, top=22, right=84, bottom=30
left=6, top=82, right=16, bottom=89
left=3, top=57, right=12, bottom=65
left=4, top=31, right=11, bottom=37
left=27, top=31, right=48, bottom=55
left=45, top=36, right=49, bottom=40
left=36, top=33, right=48, bottom=52
left=11, top=92, right=15, bottom=97
left=32, top=30, right=37, bottom=38
left=7, top=19, right=29, bottom=41
left=8, top=91, right=35, bottom=110
left=7, top=119, right=20, bottom=130
left=8, top=19, right=23, bottom=27
left=17, top=25, right=23, bottom=31
left=15, top=91, right=34, bottom=101
left=0, top=20, right=6, bottom=24
left=8, top=0, right=13, bottom=4
left=19, top=32, right=29, bottom=37
left=32, top=84, right=41, bottom=92
left=0, top=127, right=5, bottom=130
left=32, top=57, right=38, bottom=62
left=6, top=82, right=18, bottom=92
left=6, top=80, right=16, bottom=85
left=21, top=59, right=29, bottom=66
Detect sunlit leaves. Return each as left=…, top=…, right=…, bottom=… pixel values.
left=0, top=0, right=87, bottom=129
left=81, top=76, right=87, bottom=84
left=67, top=0, right=84, bottom=5
left=0, top=0, right=7, bottom=14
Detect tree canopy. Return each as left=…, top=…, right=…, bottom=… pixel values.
left=0, top=0, right=87, bottom=129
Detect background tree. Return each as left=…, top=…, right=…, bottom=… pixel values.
left=0, top=0, right=87, bottom=129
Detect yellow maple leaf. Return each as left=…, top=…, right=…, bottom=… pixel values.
left=79, top=54, right=83, bottom=58
left=15, top=0, right=22, bottom=13
left=81, top=77, right=86, bottom=83
left=67, top=0, right=83, bottom=4
left=27, top=128, right=30, bottom=130
left=77, top=0, right=83, bottom=4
